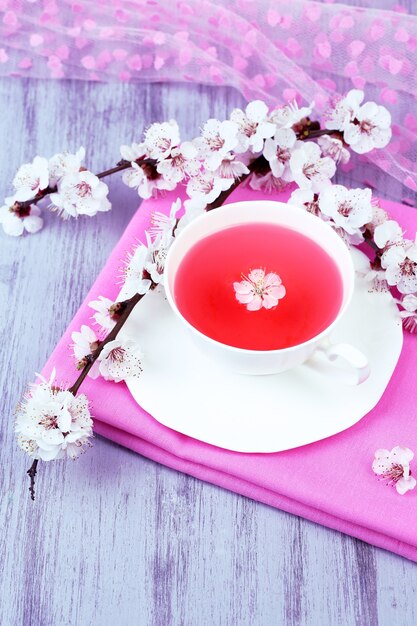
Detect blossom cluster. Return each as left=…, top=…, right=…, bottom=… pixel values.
left=0, top=147, right=110, bottom=235
left=70, top=197, right=188, bottom=383
left=15, top=369, right=93, bottom=462
left=2, top=90, right=394, bottom=238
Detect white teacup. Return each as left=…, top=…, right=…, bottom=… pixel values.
left=164, top=200, right=370, bottom=384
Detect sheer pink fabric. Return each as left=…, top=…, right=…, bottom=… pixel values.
left=0, top=0, right=416, bottom=191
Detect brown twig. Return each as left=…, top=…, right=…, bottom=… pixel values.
left=27, top=459, right=38, bottom=501
left=96, top=157, right=157, bottom=180
left=15, top=157, right=157, bottom=212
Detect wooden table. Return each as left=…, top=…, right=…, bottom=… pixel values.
left=1, top=77, right=416, bottom=626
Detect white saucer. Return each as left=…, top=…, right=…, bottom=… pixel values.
left=120, top=249, right=403, bottom=453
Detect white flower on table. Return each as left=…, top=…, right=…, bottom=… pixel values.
left=207, top=153, right=249, bottom=180
left=50, top=171, right=111, bottom=218
left=372, top=446, right=416, bottom=495
left=0, top=199, right=43, bottom=236
left=230, top=100, right=275, bottom=153
left=270, top=100, right=314, bottom=129
left=48, top=147, right=85, bottom=186
left=289, top=188, right=321, bottom=217
left=397, top=294, right=417, bottom=333
left=175, top=197, right=207, bottom=236
left=122, top=161, right=176, bottom=199
left=71, top=324, right=99, bottom=365
left=324, top=89, right=364, bottom=132
left=317, top=135, right=350, bottom=164
left=194, top=119, right=239, bottom=170
left=12, top=155, right=49, bottom=202
left=150, top=197, right=182, bottom=238
left=319, top=185, right=373, bottom=236
left=15, top=369, right=93, bottom=461
left=97, top=339, right=144, bottom=383
left=263, top=128, right=297, bottom=181
left=344, top=101, right=392, bottom=154
left=144, top=120, right=180, bottom=161
left=289, top=141, right=336, bottom=192
left=89, top=296, right=118, bottom=332
left=122, top=239, right=153, bottom=299
left=156, top=141, right=200, bottom=184
left=233, top=269, right=286, bottom=311
left=186, top=171, right=233, bottom=204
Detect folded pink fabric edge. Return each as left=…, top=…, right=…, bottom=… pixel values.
left=94, top=418, right=417, bottom=563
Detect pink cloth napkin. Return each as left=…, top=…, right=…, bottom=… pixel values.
left=41, top=186, right=417, bottom=562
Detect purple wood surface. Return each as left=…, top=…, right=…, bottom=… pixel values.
left=0, top=76, right=416, bottom=626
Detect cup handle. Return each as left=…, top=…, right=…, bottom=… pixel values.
left=316, top=339, right=370, bottom=385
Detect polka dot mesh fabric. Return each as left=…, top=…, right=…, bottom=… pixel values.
left=0, top=0, right=416, bottom=193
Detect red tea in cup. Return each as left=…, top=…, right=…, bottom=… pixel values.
left=174, top=222, right=343, bottom=350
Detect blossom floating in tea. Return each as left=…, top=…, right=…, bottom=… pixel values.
left=233, top=269, right=286, bottom=311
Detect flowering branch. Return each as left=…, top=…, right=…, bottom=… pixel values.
left=11, top=90, right=416, bottom=502
left=68, top=290, right=153, bottom=395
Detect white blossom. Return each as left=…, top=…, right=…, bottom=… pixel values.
left=355, top=254, right=388, bottom=293
left=149, top=197, right=181, bottom=238
left=71, top=325, right=99, bottom=362
left=194, top=119, right=239, bottom=170
left=233, top=269, right=286, bottom=311
left=122, top=161, right=175, bottom=199
left=397, top=294, right=417, bottom=333
left=317, top=135, right=350, bottom=164
left=248, top=172, right=287, bottom=193
left=319, top=186, right=373, bottom=236
left=344, top=102, right=392, bottom=154
left=186, top=171, right=233, bottom=204
left=372, top=446, right=416, bottom=495
left=12, top=156, right=49, bottom=202
left=175, top=197, right=207, bottom=235
left=325, top=89, right=364, bottom=131
left=48, top=147, right=85, bottom=186
left=269, top=100, right=314, bottom=129
left=381, top=237, right=417, bottom=294
left=156, top=141, right=200, bottom=184
left=98, top=339, right=144, bottom=383
left=88, top=296, right=118, bottom=332
left=122, top=238, right=153, bottom=299
left=208, top=153, right=250, bottom=180
left=374, top=220, right=403, bottom=249
left=263, top=129, right=297, bottom=180
left=120, top=142, right=146, bottom=162
left=15, top=369, right=93, bottom=461
left=0, top=201, right=43, bottom=236
left=144, top=120, right=180, bottom=160
left=230, top=100, right=275, bottom=153
left=289, top=142, right=336, bottom=192
left=289, top=188, right=321, bottom=216
left=367, top=203, right=389, bottom=234
left=50, top=171, right=111, bottom=218
left=144, top=233, right=173, bottom=285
